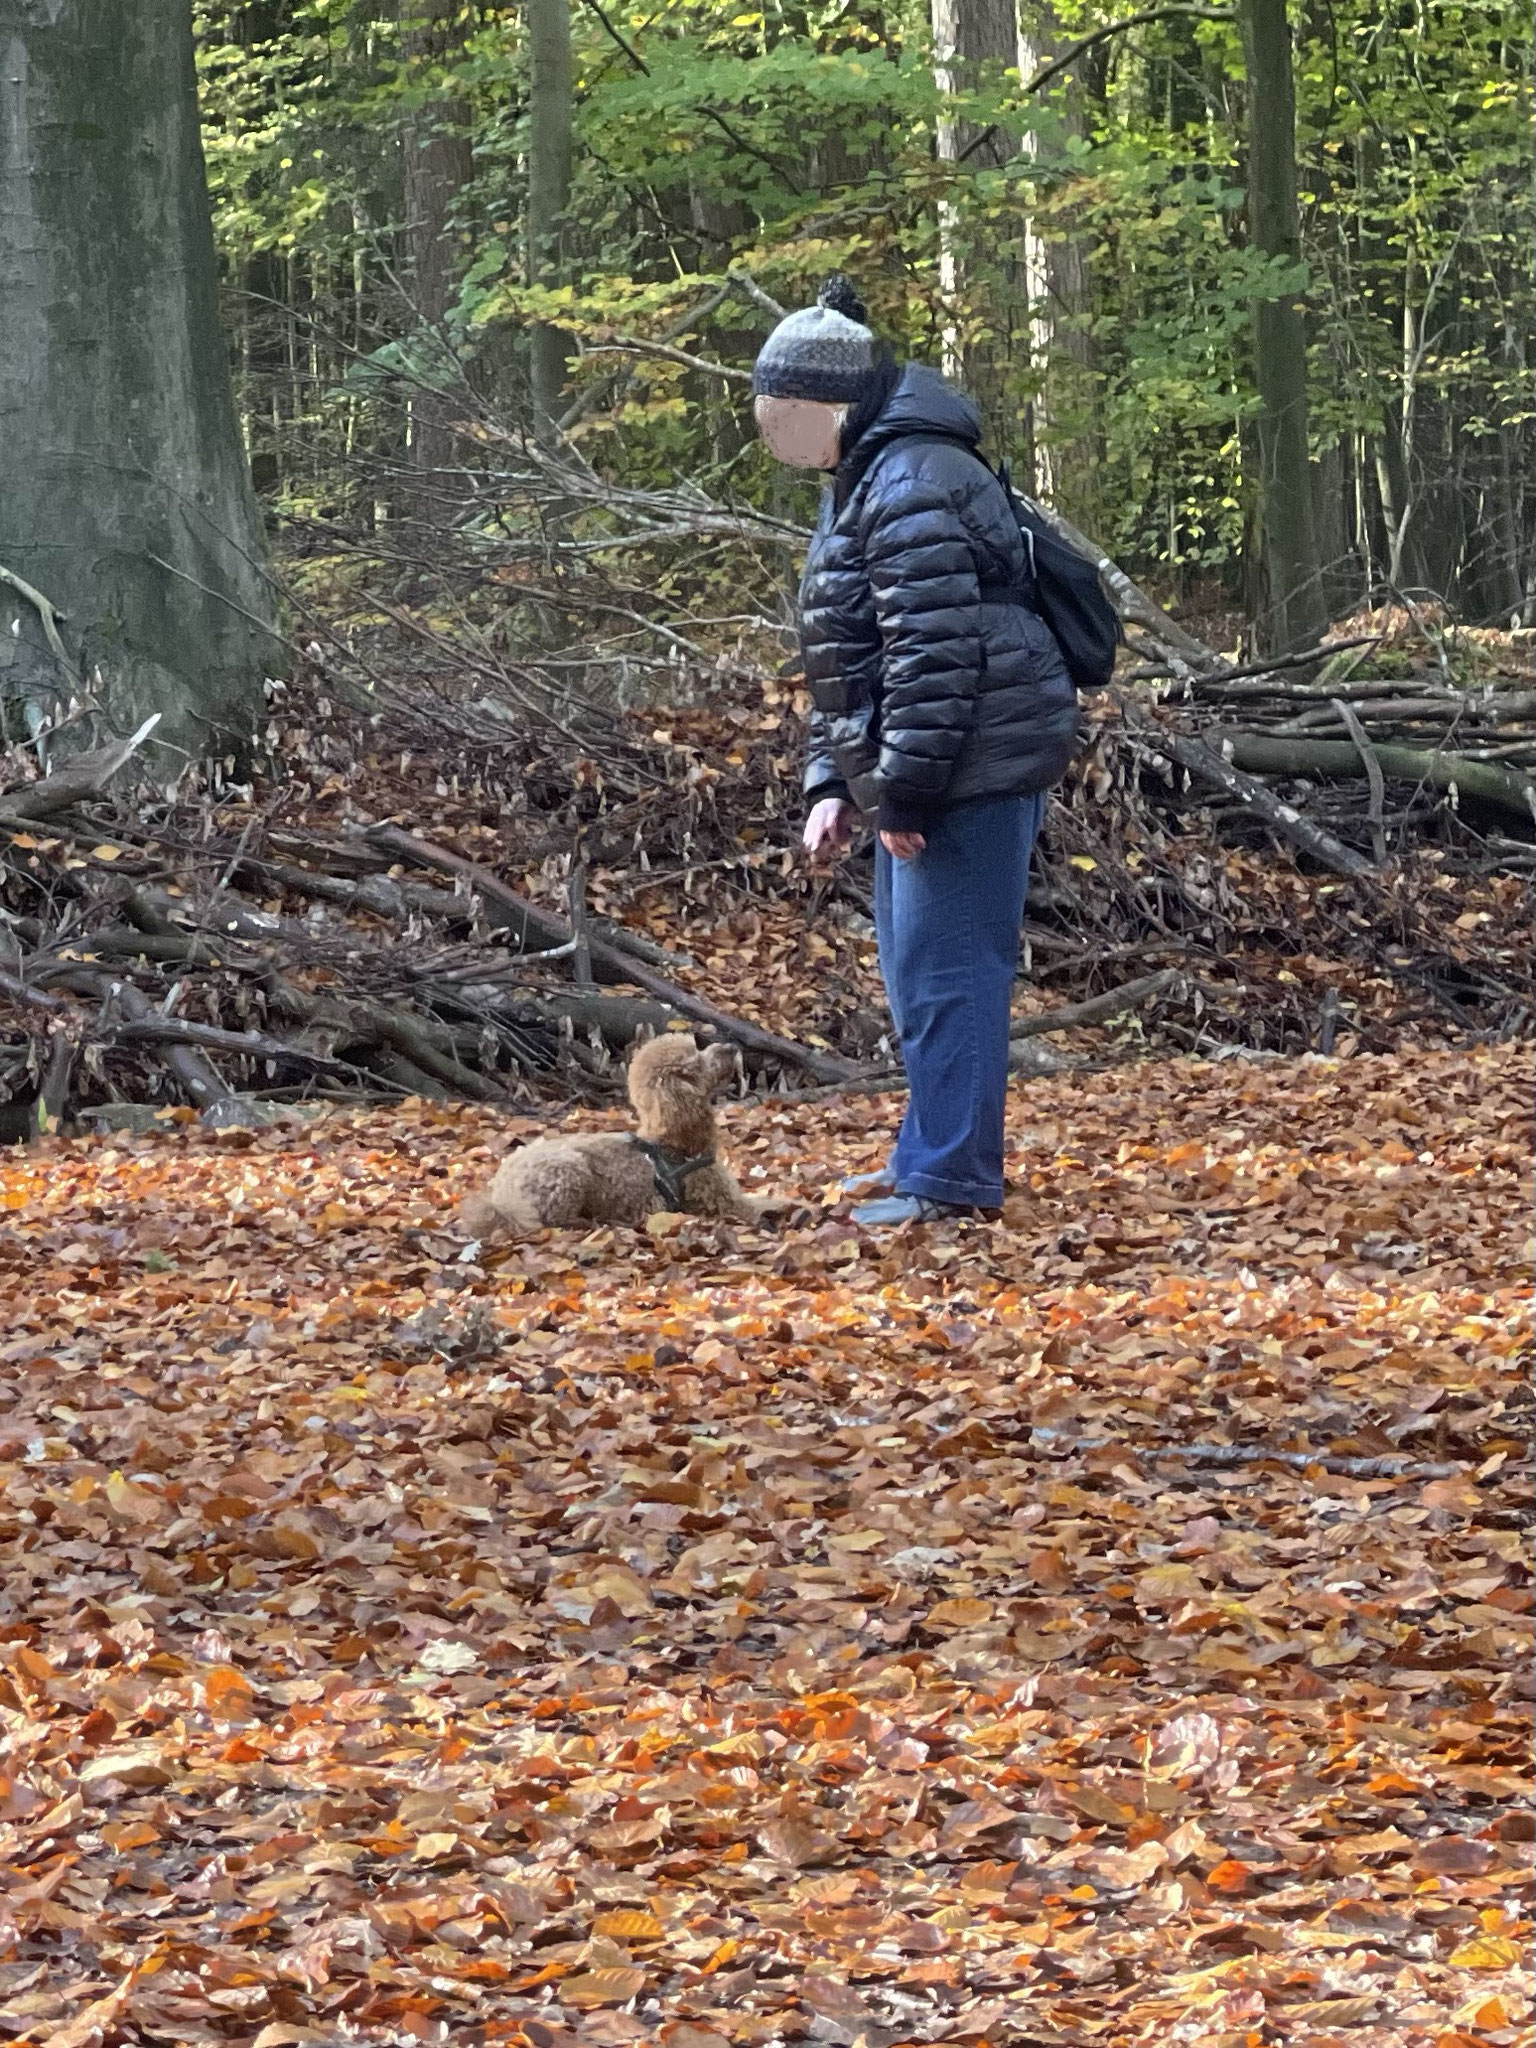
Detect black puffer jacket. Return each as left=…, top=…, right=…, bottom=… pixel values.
left=801, top=363, right=1079, bottom=832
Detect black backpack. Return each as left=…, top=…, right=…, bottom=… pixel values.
left=994, top=457, right=1121, bottom=693
left=891, top=433, right=1122, bottom=694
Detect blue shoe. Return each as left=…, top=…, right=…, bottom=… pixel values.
left=841, top=1167, right=896, bottom=1197
left=852, top=1194, right=973, bottom=1227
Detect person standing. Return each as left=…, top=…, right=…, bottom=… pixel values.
left=751, top=277, right=1079, bottom=1225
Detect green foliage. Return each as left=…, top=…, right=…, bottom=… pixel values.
left=196, top=0, right=1533, bottom=611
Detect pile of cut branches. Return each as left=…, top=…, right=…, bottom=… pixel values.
left=1, top=513, right=1531, bottom=1135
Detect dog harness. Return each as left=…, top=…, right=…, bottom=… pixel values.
left=629, top=1137, right=715, bottom=1211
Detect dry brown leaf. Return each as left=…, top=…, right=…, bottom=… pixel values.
left=593, top=1909, right=664, bottom=1941
left=925, top=1596, right=994, bottom=1632
left=1411, top=1835, right=1496, bottom=1878
left=757, top=1819, right=836, bottom=1868
left=561, top=1967, right=648, bottom=2009
left=76, top=1751, right=173, bottom=1791
left=36, top=1973, right=136, bottom=2048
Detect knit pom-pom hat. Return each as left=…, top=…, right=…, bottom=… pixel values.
left=751, top=274, right=877, bottom=404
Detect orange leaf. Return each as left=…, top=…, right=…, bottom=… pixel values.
left=200, top=1664, right=256, bottom=1722
left=924, top=1597, right=993, bottom=1632
left=593, top=1909, right=664, bottom=1941
left=560, top=1967, right=647, bottom=2009
left=1448, top=1934, right=1522, bottom=1969
left=1464, top=1998, right=1510, bottom=2029
left=1205, top=1858, right=1255, bottom=1895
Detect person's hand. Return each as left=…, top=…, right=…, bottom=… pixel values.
left=879, top=830, right=926, bottom=861
left=803, top=798, right=859, bottom=859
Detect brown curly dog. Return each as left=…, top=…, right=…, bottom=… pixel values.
left=459, top=1034, right=761, bottom=1236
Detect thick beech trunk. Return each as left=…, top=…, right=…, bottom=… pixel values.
left=0, top=0, right=278, bottom=761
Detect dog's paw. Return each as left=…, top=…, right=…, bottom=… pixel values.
left=458, top=1190, right=504, bottom=1239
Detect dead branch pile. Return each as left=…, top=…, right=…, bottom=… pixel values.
left=1, top=498, right=1532, bottom=1137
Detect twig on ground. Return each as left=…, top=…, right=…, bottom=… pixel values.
left=1027, top=1426, right=1476, bottom=1482
left=0, top=713, right=162, bottom=825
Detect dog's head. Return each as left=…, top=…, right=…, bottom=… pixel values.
left=627, top=1033, right=736, bottom=1137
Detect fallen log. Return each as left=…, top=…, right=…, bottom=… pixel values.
left=1331, top=699, right=1388, bottom=864
left=233, top=852, right=690, bottom=967
left=466, top=987, right=679, bottom=1048
left=362, top=823, right=862, bottom=1083
left=347, top=1001, right=506, bottom=1104
left=1009, top=968, right=1183, bottom=1050
left=232, top=856, right=466, bottom=926
left=0, top=969, right=65, bottom=1012
left=71, top=926, right=228, bottom=967
left=45, top=971, right=236, bottom=1111
left=1121, top=716, right=1375, bottom=880
left=1226, top=735, right=1536, bottom=821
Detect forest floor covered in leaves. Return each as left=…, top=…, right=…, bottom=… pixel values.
left=1, top=1041, right=1531, bottom=2048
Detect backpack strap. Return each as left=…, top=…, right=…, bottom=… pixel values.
left=995, top=457, right=1037, bottom=582
left=629, top=1136, right=715, bottom=1211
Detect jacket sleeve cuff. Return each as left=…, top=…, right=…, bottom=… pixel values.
left=877, top=788, right=939, bottom=835
left=806, top=777, right=852, bottom=811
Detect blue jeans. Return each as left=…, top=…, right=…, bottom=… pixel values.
left=874, top=792, right=1044, bottom=1208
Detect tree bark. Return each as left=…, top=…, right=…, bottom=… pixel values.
left=931, top=0, right=1023, bottom=451
left=399, top=0, right=475, bottom=489
left=0, top=0, right=279, bottom=761
left=1239, top=0, right=1328, bottom=654
left=1225, top=735, right=1536, bottom=821
left=526, top=0, right=574, bottom=441
left=1016, top=0, right=1100, bottom=528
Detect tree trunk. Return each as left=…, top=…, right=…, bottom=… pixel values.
left=399, top=0, right=475, bottom=491
left=527, top=0, right=573, bottom=441
left=931, top=0, right=1023, bottom=452
left=1239, top=0, right=1328, bottom=654
left=1017, top=0, right=1099, bottom=528
left=0, top=0, right=278, bottom=762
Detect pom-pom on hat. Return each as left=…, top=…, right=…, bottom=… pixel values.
left=751, top=274, right=877, bottom=404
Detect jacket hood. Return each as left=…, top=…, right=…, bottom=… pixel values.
left=855, top=362, right=982, bottom=457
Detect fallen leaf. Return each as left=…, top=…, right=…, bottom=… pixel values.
left=77, top=1750, right=173, bottom=1791
left=416, top=1638, right=479, bottom=1675
left=561, top=1967, right=647, bottom=2008
left=925, top=1596, right=993, bottom=1632
left=1412, top=1836, right=1496, bottom=1879
left=200, top=1664, right=255, bottom=1721
left=757, top=1819, right=836, bottom=1868
left=593, top=1909, right=665, bottom=1941
left=1448, top=1934, right=1523, bottom=1969
left=37, top=1972, right=137, bottom=2048
left=801, top=1975, right=875, bottom=2023
left=1148, top=1713, right=1223, bottom=1780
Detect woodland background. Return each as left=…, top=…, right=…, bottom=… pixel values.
left=0, top=6, right=1531, bottom=2048
left=198, top=0, right=1534, bottom=643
